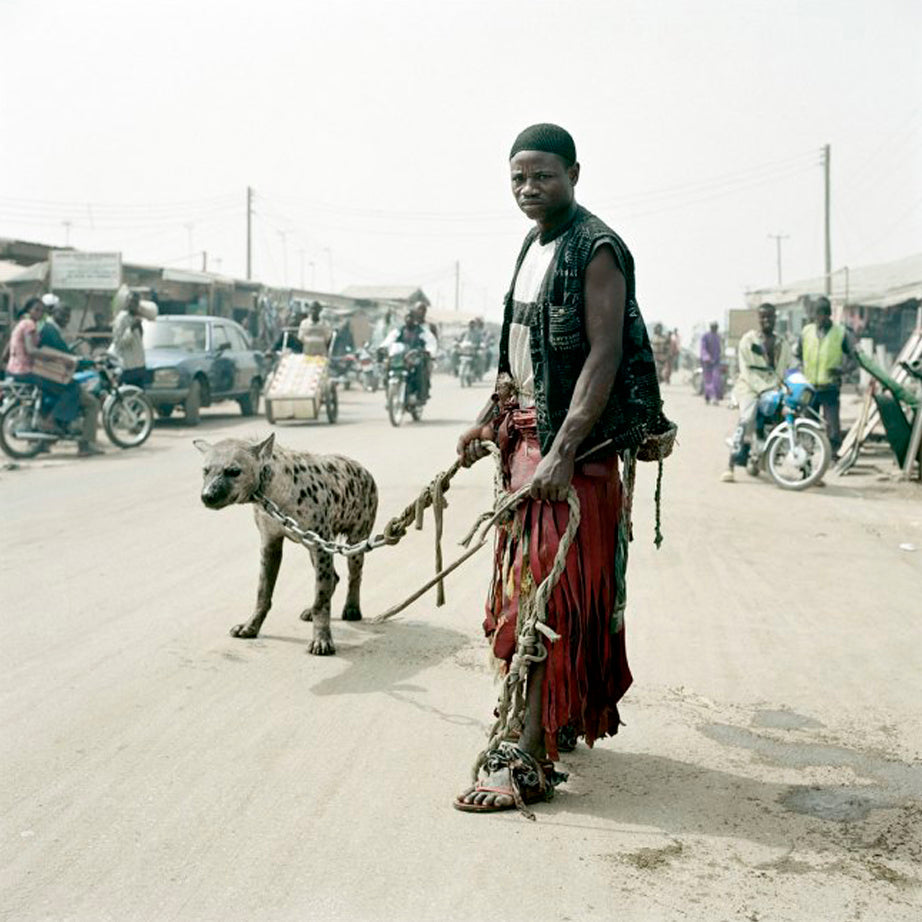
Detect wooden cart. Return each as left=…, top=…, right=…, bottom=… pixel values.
left=264, top=353, right=338, bottom=424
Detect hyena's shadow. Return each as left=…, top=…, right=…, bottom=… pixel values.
left=275, top=620, right=471, bottom=697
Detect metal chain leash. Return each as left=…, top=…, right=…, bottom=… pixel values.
left=252, top=455, right=467, bottom=560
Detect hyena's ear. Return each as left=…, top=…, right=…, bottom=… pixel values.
left=193, top=438, right=212, bottom=454
left=250, top=433, right=275, bottom=459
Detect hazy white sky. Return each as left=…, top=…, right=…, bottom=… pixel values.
left=1, top=0, right=920, bottom=335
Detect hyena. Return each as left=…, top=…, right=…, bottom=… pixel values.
left=195, top=434, right=378, bottom=655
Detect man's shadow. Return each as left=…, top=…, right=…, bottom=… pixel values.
left=541, top=722, right=922, bottom=860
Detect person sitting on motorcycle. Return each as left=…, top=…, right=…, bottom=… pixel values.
left=381, top=309, right=436, bottom=402
left=412, top=302, right=439, bottom=390
left=298, top=301, right=333, bottom=357
left=721, top=303, right=792, bottom=482
left=5, top=298, right=45, bottom=384
left=38, top=296, right=104, bottom=457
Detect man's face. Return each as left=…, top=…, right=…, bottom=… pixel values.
left=759, top=309, right=776, bottom=335
left=53, top=306, right=71, bottom=327
left=510, top=151, right=578, bottom=225
left=815, top=305, right=832, bottom=331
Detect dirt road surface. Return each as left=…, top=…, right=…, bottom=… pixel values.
left=2, top=378, right=921, bottom=922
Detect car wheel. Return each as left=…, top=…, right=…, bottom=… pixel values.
left=184, top=378, right=202, bottom=426
left=238, top=379, right=261, bottom=416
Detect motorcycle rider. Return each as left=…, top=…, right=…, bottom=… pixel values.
left=721, top=303, right=792, bottom=482
left=381, top=308, right=436, bottom=402
left=412, top=302, right=439, bottom=390
left=37, top=296, right=104, bottom=457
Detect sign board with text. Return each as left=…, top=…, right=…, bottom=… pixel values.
left=50, top=251, right=122, bottom=291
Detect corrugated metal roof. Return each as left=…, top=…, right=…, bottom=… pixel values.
left=746, top=252, right=922, bottom=309
left=1, top=260, right=49, bottom=283
left=338, top=285, right=428, bottom=303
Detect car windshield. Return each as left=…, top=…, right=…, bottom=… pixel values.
left=143, top=321, right=207, bottom=352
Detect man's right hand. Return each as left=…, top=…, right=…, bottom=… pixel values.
left=457, top=423, right=495, bottom=467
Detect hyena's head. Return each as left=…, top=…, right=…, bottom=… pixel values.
left=193, top=434, right=275, bottom=509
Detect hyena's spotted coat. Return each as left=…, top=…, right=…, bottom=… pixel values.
left=195, top=434, right=378, bottom=655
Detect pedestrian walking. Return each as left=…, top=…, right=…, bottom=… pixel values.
left=700, top=322, right=725, bottom=404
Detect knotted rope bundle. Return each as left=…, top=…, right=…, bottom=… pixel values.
left=471, top=487, right=581, bottom=782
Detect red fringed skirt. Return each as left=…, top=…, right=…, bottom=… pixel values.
left=484, top=407, right=632, bottom=760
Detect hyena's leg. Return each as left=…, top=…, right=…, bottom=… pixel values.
left=230, top=535, right=284, bottom=639
left=342, top=551, right=365, bottom=621
left=305, top=548, right=337, bottom=656
left=299, top=546, right=339, bottom=622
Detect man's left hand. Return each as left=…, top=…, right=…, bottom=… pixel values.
left=529, top=450, right=574, bottom=502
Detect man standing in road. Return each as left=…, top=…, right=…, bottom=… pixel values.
left=721, top=303, right=793, bottom=482
left=651, top=322, right=672, bottom=383
left=794, top=296, right=854, bottom=458
left=109, top=285, right=156, bottom=388
left=454, top=123, right=669, bottom=815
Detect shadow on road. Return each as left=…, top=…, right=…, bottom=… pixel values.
left=542, top=727, right=922, bottom=870
left=299, top=620, right=471, bottom=697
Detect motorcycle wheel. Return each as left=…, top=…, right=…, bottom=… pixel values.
left=410, top=403, right=423, bottom=422
left=766, top=423, right=830, bottom=490
left=460, top=366, right=470, bottom=388
left=104, top=392, right=154, bottom=449
left=0, top=403, right=44, bottom=459
left=387, top=379, right=405, bottom=427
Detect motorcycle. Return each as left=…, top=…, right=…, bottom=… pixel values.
left=457, top=340, right=477, bottom=388
left=356, top=343, right=381, bottom=392
left=328, top=349, right=359, bottom=390
left=382, top=342, right=426, bottom=427
left=739, top=370, right=831, bottom=490
left=0, top=354, right=154, bottom=459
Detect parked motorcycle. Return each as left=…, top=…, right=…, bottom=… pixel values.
left=743, top=370, right=831, bottom=490
left=382, top=342, right=425, bottom=427
left=0, top=355, right=154, bottom=459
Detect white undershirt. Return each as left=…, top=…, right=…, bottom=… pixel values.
left=508, top=237, right=558, bottom=407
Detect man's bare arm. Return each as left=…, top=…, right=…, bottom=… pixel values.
left=529, top=246, right=625, bottom=501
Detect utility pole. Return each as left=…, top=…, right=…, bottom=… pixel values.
left=822, top=144, right=831, bottom=295
left=277, top=230, right=288, bottom=285
left=202, top=251, right=208, bottom=272
left=324, top=247, right=334, bottom=290
left=184, top=223, right=194, bottom=267
left=298, top=249, right=305, bottom=289
left=767, top=233, right=789, bottom=286
left=246, top=186, right=253, bottom=280
left=454, top=260, right=460, bottom=312
left=62, top=220, right=72, bottom=246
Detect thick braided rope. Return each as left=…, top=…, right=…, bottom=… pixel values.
left=473, top=487, right=581, bottom=781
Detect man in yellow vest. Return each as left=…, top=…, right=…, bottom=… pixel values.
left=794, top=296, right=854, bottom=457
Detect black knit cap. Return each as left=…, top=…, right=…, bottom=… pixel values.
left=509, top=123, right=577, bottom=166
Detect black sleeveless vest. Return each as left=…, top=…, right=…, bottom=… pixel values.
left=498, top=206, right=667, bottom=456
